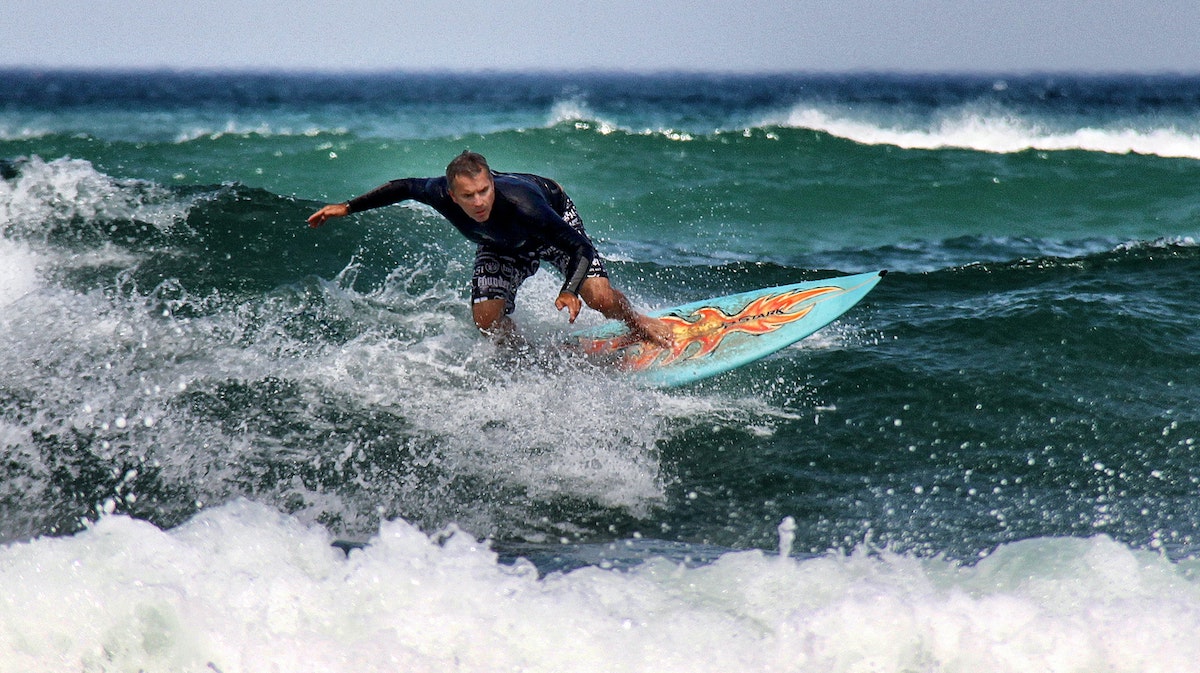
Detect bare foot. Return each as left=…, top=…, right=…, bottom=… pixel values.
left=631, top=315, right=675, bottom=349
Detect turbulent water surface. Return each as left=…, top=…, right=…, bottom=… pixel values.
left=2, top=70, right=1200, bottom=672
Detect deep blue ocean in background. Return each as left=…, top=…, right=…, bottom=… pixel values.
left=2, top=70, right=1200, bottom=671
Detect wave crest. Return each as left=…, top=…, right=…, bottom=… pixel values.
left=774, top=105, right=1200, bottom=159
left=0, top=155, right=187, bottom=241
left=546, top=98, right=620, bottom=135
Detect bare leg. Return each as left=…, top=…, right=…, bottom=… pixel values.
left=472, top=298, right=525, bottom=347
left=578, top=277, right=674, bottom=348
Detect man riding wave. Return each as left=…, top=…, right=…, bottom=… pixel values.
left=307, top=151, right=673, bottom=348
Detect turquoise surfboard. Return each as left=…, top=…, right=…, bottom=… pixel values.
left=573, top=270, right=885, bottom=387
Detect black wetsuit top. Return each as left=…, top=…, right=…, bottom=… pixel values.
left=345, top=172, right=597, bottom=296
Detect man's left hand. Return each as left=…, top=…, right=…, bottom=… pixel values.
left=555, top=292, right=582, bottom=323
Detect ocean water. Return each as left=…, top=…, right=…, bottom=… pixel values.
left=2, top=69, right=1200, bottom=671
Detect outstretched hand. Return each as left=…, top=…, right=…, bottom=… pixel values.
left=307, top=203, right=350, bottom=228
left=555, top=291, right=583, bottom=323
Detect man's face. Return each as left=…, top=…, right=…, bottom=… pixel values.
left=448, top=171, right=495, bottom=222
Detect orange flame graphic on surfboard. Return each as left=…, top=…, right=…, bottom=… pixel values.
left=580, top=285, right=843, bottom=371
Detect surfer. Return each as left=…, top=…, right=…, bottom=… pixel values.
left=307, top=151, right=673, bottom=348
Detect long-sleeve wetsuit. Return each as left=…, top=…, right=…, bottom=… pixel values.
left=345, top=172, right=598, bottom=297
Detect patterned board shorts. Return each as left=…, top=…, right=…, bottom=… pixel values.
left=471, top=196, right=608, bottom=315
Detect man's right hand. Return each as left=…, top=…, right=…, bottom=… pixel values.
left=306, top=203, right=350, bottom=228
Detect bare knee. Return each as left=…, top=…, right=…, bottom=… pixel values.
left=473, top=299, right=508, bottom=333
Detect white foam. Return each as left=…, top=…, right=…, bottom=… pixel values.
left=0, top=124, right=51, bottom=141
left=545, top=99, right=696, bottom=141
left=0, top=238, right=40, bottom=307
left=0, top=245, right=683, bottom=542
left=776, top=105, right=1200, bottom=159
left=305, top=324, right=671, bottom=529
left=173, top=119, right=343, bottom=144
left=547, top=98, right=621, bottom=135
left=0, top=155, right=186, bottom=239
left=3, top=501, right=1200, bottom=673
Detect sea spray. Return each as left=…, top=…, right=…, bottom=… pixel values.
left=778, top=515, right=797, bottom=560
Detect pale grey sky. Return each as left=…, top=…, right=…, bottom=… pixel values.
left=4, top=0, right=1198, bottom=73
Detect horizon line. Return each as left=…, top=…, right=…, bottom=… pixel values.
left=3, top=65, right=1200, bottom=79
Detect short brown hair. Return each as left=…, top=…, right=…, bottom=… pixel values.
left=446, top=151, right=490, bottom=183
